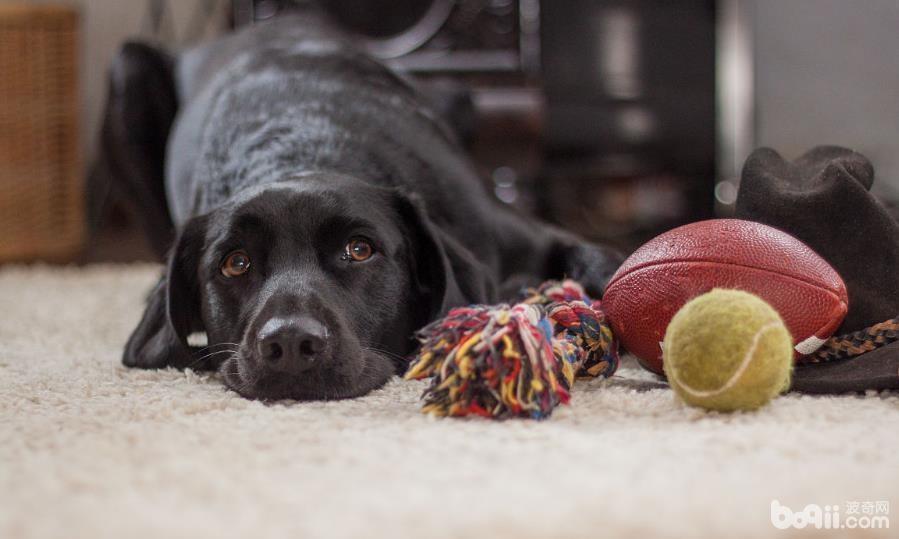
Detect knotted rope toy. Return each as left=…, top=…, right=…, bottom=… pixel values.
left=404, top=280, right=619, bottom=419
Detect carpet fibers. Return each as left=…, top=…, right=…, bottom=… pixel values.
left=1, top=265, right=897, bottom=538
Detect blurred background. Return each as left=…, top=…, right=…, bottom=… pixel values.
left=1, top=0, right=897, bottom=264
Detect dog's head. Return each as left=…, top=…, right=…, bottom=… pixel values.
left=124, top=173, right=493, bottom=400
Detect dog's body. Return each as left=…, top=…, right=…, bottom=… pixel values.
left=102, top=15, right=621, bottom=400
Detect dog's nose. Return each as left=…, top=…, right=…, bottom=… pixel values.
left=257, top=317, right=328, bottom=374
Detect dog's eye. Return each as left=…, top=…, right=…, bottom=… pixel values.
left=221, top=250, right=251, bottom=277
left=343, top=238, right=374, bottom=262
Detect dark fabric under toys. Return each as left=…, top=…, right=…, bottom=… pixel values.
left=735, top=146, right=899, bottom=393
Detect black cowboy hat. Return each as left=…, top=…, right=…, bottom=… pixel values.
left=735, top=146, right=899, bottom=393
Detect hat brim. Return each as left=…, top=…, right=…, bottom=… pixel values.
left=791, top=341, right=899, bottom=393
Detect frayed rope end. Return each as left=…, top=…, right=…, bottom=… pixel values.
left=404, top=280, right=619, bottom=419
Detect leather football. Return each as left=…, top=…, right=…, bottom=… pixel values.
left=603, top=219, right=848, bottom=374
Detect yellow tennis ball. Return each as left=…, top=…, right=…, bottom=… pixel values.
left=663, top=289, right=793, bottom=412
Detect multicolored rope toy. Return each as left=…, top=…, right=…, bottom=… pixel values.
left=404, top=280, right=619, bottom=419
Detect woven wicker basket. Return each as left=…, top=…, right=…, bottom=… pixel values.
left=0, top=4, right=83, bottom=262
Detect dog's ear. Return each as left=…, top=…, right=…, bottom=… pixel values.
left=123, top=215, right=209, bottom=370
left=394, top=193, right=495, bottom=326
left=165, top=214, right=209, bottom=350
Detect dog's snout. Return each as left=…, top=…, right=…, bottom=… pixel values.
left=257, top=316, right=329, bottom=374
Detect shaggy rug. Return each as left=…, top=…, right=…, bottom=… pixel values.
left=1, top=264, right=897, bottom=539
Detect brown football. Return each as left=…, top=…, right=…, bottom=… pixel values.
left=603, top=219, right=848, bottom=374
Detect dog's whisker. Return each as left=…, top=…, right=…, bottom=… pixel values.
left=362, top=345, right=407, bottom=364
left=192, top=348, right=240, bottom=361
left=186, top=348, right=241, bottom=369
left=190, top=342, right=240, bottom=357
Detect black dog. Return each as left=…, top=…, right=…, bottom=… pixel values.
left=100, top=15, right=621, bottom=400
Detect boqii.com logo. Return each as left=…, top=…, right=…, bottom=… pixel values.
left=771, top=499, right=890, bottom=530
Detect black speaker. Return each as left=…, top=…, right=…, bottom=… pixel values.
left=233, top=0, right=538, bottom=74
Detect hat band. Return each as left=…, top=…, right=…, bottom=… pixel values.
left=805, top=317, right=899, bottom=363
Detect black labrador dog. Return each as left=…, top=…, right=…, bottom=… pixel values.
left=101, top=15, right=621, bottom=401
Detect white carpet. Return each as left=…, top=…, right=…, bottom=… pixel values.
left=1, top=264, right=897, bottom=539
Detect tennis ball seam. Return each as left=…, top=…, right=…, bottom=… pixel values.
left=666, top=321, right=782, bottom=398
